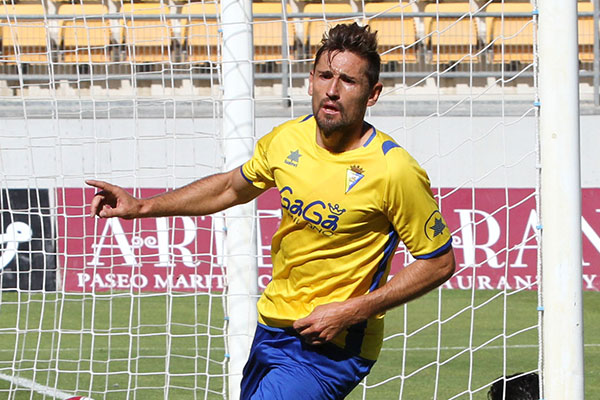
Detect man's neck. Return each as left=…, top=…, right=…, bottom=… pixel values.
left=316, top=121, right=369, bottom=153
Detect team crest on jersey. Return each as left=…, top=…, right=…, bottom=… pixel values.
left=345, top=165, right=364, bottom=193
left=285, top=150, right=302, bottom=167
left=424, top=210, right=447, bottom=240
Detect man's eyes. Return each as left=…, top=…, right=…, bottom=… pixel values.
left=319, top=72, right=355, bottom=83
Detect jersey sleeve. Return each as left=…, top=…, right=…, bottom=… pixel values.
left=383, top=148, right=452, bottom=259
left=240, top=130, right=277, bottom=190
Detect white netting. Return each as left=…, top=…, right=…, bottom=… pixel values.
left=3, top=0, right=586, bottom=398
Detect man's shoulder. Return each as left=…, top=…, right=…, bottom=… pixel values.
left=372, top=130, right=414, bottom=166
left=277, top=114, right=314, bottom=134
left=261, top=115, right=314, bottom=144
left=366, top=130, right=429, bottom=188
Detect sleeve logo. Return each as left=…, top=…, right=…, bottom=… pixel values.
left=424, top=210, right=447, bottom=240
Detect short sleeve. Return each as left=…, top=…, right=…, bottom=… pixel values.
left=383, top=150, right=452, bottom=259
left=241, top=131, right=277, bottom=190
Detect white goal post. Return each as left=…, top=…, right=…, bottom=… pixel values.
left=538, top=1, right=584, bottom=398
left=0, top=0, right=588, bottom=399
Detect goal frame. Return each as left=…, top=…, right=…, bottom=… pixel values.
left=538, top=1, right=584, bottom=398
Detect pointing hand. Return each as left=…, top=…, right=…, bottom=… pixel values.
left=86, top=179, right=142, bottom=219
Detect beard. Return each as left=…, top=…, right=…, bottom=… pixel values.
left=313, top=100, right=351, bottom=137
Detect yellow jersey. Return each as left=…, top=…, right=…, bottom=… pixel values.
left=241, top=115, right=452, bottom=360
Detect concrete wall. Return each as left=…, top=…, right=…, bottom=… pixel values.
left=1, top=113, right=598, bottom=189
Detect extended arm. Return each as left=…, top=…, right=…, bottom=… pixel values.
left=293, top=248, right=456, bottom=345
left=87, top=167, right=264, bottom=219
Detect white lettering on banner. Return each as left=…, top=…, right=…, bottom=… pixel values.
left=478, top=275, right=493, bottom=290
left=153, top=217, right=199, bottom=267
left=131, top=274, right=149, bottom=288
left=442, top=275, right=537, bottom=290
left=497, top=276, right=509, bottom=289
left=511, top=210, right=539, bottom=268
left=74, top=272, right=596, bottom=291
left=88, top=219, right=138, bottom=266
left=582, top=215, right=600, bottom=267
left=77, top=273, right=91, bottom=287
left=154, top=217, right=171, bottom=267
left=88, top=217, right=200, bottom=267
left=92, top=274, right=107, bottom=288
left=454, top=209, right=505, bottom=269
left=583, top=274, right=597, bottom=289
left=76, top=272, right=149, bottom=289
left=153, top=274, right=225, bottom=290
left=514, top=275, right=535, bottom=288
left=77, top=272, right=225, bottom=290
left=454, top=276, right=473, bottom=290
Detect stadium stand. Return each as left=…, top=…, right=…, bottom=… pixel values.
left=180, top=1, right=220, bottom=64
left=364, top=2, right=419, bottom=66
left=424, top=2, right=480, bottom=66
left=120, top=1, right=174, bottom=64
left=1, top=2, right=52, bottom=65
left=578, top=1, right=594, bottom=64
left=59, top=3, right=113, bottom=64
left=0, top=0, right=595, bottom=91
left=304, top=2, right=355, bottom=59
left=486, top=2, right=534, bottom=65
left=252, top=2, right=296, bottom=63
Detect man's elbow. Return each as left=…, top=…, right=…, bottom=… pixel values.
left=438, top=248, right=456, bottom=283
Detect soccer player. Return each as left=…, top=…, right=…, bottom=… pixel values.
left=87, top=23, right=455, bottom=399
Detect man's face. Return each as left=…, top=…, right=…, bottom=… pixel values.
left=308, top=50, right=380, bottom=138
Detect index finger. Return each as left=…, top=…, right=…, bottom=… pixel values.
left=85, top=179, right=112, bottom=191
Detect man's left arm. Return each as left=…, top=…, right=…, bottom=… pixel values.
left=293, top=248, right=455, bottom=345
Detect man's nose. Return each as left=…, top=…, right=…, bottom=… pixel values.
left=326, top=77, right=340, bottom=99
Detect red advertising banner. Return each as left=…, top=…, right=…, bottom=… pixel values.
left=58, top=188, right=221, bottom=293
left=58, top=188, right=600, bottom=292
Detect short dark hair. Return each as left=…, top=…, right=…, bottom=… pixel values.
left=488, top=372, right=540, bottom=400
left=314, top=23, right=381, bottom=88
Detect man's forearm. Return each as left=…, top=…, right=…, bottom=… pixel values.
left=351, top=248, right=456, bottom=321
left=362, top=249, right=455, bottom=315
left=88, top=167, right=263, bottom=220
left=138, top=172, right=241, bottom=217
left=292, top=248, right=456, bottom=344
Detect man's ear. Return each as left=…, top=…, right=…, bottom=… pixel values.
left=367, top=82, right=383, bottom=107
left=308, top=70, right=314, bottom=96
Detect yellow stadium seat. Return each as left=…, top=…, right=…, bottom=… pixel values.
left=180, top=2, right=220, bottom=63
left=252, top=2, right=296, bottom=62
left=424, top=3, right=480, bottom=65
left=486, top=3, right=534, bottom=64
left=364, top=2, right=418, bottom=64
left=120, top=2, right=173, bottom=64
left=1, top=2, right=50, bottom=64
left=59, top=3, right=112, bottom=64
left=304, top=3, right=355, bottom=59
left=578, top=2, right=594, bottom=63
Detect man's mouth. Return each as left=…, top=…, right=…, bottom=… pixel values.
left=321, top=102, right=340, bottom=115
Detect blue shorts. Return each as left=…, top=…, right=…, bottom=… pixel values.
left=240, top=324, right=375, bottom=400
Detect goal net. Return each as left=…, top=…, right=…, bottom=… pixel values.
left=0, top=0, right=589, bottom=399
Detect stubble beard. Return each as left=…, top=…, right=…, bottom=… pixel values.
left=314, top=101, right=350, bottom=138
